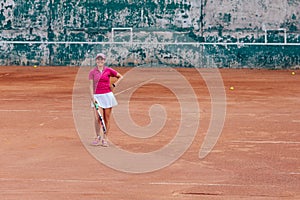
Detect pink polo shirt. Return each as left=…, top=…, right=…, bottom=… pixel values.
left=89, top=66, right=118, bottom=94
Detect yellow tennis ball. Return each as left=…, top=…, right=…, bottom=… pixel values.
left=230, top=86, right=234, bottom=90
left=33, top=65, right=37, bottom=68
left=291, top=71, right=295, bottom=75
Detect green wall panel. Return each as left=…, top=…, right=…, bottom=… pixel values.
left=0, top=0, right=299, bottom=68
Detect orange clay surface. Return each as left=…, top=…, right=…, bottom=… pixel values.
left=0, top=66, right=299, bottom=200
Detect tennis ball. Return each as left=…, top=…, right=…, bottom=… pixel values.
left=229, top=86, right=234, bottom=90
left=33, top=65, right=37, bottom=68
left=291, top=71, right=295, bottom=75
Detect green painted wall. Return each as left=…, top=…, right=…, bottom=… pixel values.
left=0, top=0, right=300, bottom=68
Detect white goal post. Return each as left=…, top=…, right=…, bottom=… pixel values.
left=264, top=28, right=287, bottom=44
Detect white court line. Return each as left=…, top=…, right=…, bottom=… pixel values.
left=231, top=140, right=300, bottom=144
left=278, top=172, right=300, bottom=175
left=0, top=191, right=111, bottom=195
left=149, top=182, right=279, bottom=188
left=0, top=109, right=60, bottom=112
left=0, top=99, right=25, bottom=101
left=0, top=178, right=108, bottom=183
left=0, top=98, right=42, bottom=101
left=0, top=178, right=282, bottom=188
left=114, top=78, right=155, bottom=96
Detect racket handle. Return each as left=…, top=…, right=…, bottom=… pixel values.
left=94, top=101, right=99, bottom=109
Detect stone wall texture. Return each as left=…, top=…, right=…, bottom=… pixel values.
left=0, top=0, right=300, bottom=68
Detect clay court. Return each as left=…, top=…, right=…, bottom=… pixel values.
left=0, top=66, right=299, bottom=199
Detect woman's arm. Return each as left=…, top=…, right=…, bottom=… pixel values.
left=112, top=72, right=123, bottom=87
left=89, top=80, right=94, bottom=101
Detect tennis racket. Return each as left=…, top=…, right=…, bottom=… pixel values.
left=93, top=100, right=107, bottom=135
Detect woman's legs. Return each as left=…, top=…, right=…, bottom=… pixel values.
left=102, top=107, right=112, bottom=139
left=92, top=106, right=112, bottom=146
left=94, top=116, right=100, bottom=137
left=92, top=109, right=101, bottom=145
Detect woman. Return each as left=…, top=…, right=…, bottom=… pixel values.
left=89, top=53, right=123, bottom=146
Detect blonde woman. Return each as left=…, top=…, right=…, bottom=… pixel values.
left=89, top=53, right=123, bottom=146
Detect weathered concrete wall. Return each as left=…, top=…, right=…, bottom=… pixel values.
left=0, top=0, right=300, bottom=68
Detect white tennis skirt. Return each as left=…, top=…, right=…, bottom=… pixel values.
left=93, top=92, right=118, bottom=109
